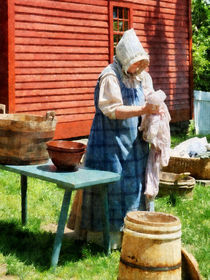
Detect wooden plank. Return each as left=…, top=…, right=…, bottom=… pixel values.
left=16, top=92, right=191, bottom=105
left=15, top=66, right=103, bottom=74
left=168, top=103, right=190, bottom=110
left=15, top=86, right=189, bottom=98
left=136, top=29, right=188, bottom=39
left=15, top=37, right=109, bottom=47
left=149, top=60, right=189, bottom=67
left=15, top=106, right=95, bottom=116
left=129, top=0, right=188, bottom=14
left=14, top=109, right=95, bottom=121
left=126, top=0, right=188, bottom=7
left=15, top=53, right=109, bottom=60
left=149, top=65, right=189, bottom=72
left=56, top=114, right=95, bottom=123
left=54, top=120, right=92, bottom=139
left=141, top=42, right=189, bottom=51
left=15, top=77, right=189, bottom=90
left=15, top=73, right=99, bottom=82
left=15, top=4, right=108, bottom=21
left=15, top=36, right=188, bottom=51
left=133, top=12, right=188, bottom=26
left=50, top=107, right=95, bottom=116
left=156, top=88, right=190, bottom=96
left=168, top=88, right=190, bottom=94
left=15, top=71, right=189, bottom=83
left=47, top=0, right=108, bottom=6
left=15, top=29, right=108, bottom=41
left=15, top=100, right=94, bottom=111
left=141, top=37, right=188, bottom=45
left=153, top=76, right=189, bottom=84
left=16, top=93, right=94, bottom=103
left=15, top=65, right=189, bottom=75
left=149, top=54, right=189, bottom=63
left=170, top=108, right=190, bottom=122
left=133, top=23, right=189, bottom=34
left=15, top=60, right=108, bottom=68
left=151, top=70, right=189, bottom=77
left=15, top=87, right=95, bottom=97
left=167, top=99, right=190, bottom=106
left=15, top=13, right=108, bottom=28
left=15, top=45, right=108, bottom=54
left=15, top=0, right=107, bottom=15
left=15, top=44, right=187, bottom=56
left=15, top=53, right=187, bottom=63
left=166, top=94, right=189, bottom=100
left=133, top=6, right=188, bottom=17
left=15, top=80, right=96, bottom=89
left=15, top=22, right=108, bottom=35
left=148, top=48, right=189, bottom=56
left=153, top=83, right=189, bottom=90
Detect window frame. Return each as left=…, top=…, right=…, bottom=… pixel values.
left=109, top=1, right=133, bottom=63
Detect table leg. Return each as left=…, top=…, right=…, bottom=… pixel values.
left=21, top=175, right=27, bottom=225
left=100, top=184, right=111, bottom=255
left=51, top=189, right=72, bottom=268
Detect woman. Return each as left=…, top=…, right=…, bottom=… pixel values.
left=68, top=29, right=162, bottom=248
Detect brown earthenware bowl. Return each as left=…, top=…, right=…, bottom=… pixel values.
left=46, top=140, right=86, bottom=171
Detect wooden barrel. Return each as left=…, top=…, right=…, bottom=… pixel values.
left=118, top=211, right=182, bottom=280
left=159, top=171, right=196, bottom=199
left=0, top=105, right=56, bottom=165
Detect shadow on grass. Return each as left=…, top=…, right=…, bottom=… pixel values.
left=0, top=220, right=104, bottom=271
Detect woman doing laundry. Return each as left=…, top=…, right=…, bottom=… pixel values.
left=67, top=28, right=170, bottom=249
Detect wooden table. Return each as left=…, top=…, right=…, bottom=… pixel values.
left=0, top=161, right=120, bottom=268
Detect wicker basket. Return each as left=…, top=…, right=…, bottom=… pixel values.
left=0, top=104, right=57, bottom=165
left=162, top=156, right=210, bottom=180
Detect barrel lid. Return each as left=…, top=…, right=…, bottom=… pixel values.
left=125, top=211, right=180, bottom=227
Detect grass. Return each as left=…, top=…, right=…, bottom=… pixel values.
left=0, top=133, right=209, bottom=279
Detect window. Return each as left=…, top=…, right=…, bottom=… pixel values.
left=109, top=3, right=133, bottom=62
left=113, top=7, right=130, bottom=54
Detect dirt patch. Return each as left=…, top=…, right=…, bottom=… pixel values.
left=41, top=223, right=73, bottom=234
left=0, top=263, right=7, bottom=276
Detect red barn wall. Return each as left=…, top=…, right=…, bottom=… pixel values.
left=131, top=0, right=192, bottom=122
left=0, top=0, right=192, bottom=139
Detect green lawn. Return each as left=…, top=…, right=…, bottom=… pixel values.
left=0, top=133, right=209, bottom=279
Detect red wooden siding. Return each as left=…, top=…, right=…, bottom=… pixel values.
left=13, top=0, right=109, bottom=139
left=131, top=0, right=191, bottom=121
left=110, top=0, right=191, bottom=122
left=0, top=0, right=192, bottom=139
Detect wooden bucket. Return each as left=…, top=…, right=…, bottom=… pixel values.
left=118, top=211, right=182, bottom=280
left=0, top=104, right=57, bottom=165
left=159, top=171, right=196, bottom=199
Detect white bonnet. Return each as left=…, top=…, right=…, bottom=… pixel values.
left=116, top=29, right=149, bottom=74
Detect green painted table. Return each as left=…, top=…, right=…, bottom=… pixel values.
left=0, top=161, right=120, bottom=268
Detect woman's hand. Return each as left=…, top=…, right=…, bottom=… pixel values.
left=142, top=103, right=159, bottom=115
left=142, top=103, right=165, bottom=116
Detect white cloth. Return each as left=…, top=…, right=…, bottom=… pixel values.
left=170, top=137, right=208, bottom=158
left=98, top=70, right=154, bottom=119
left=139, top=90, right=171, bottom=199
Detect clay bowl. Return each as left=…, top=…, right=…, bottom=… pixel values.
left=46, top=140, right=86, bottom=171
